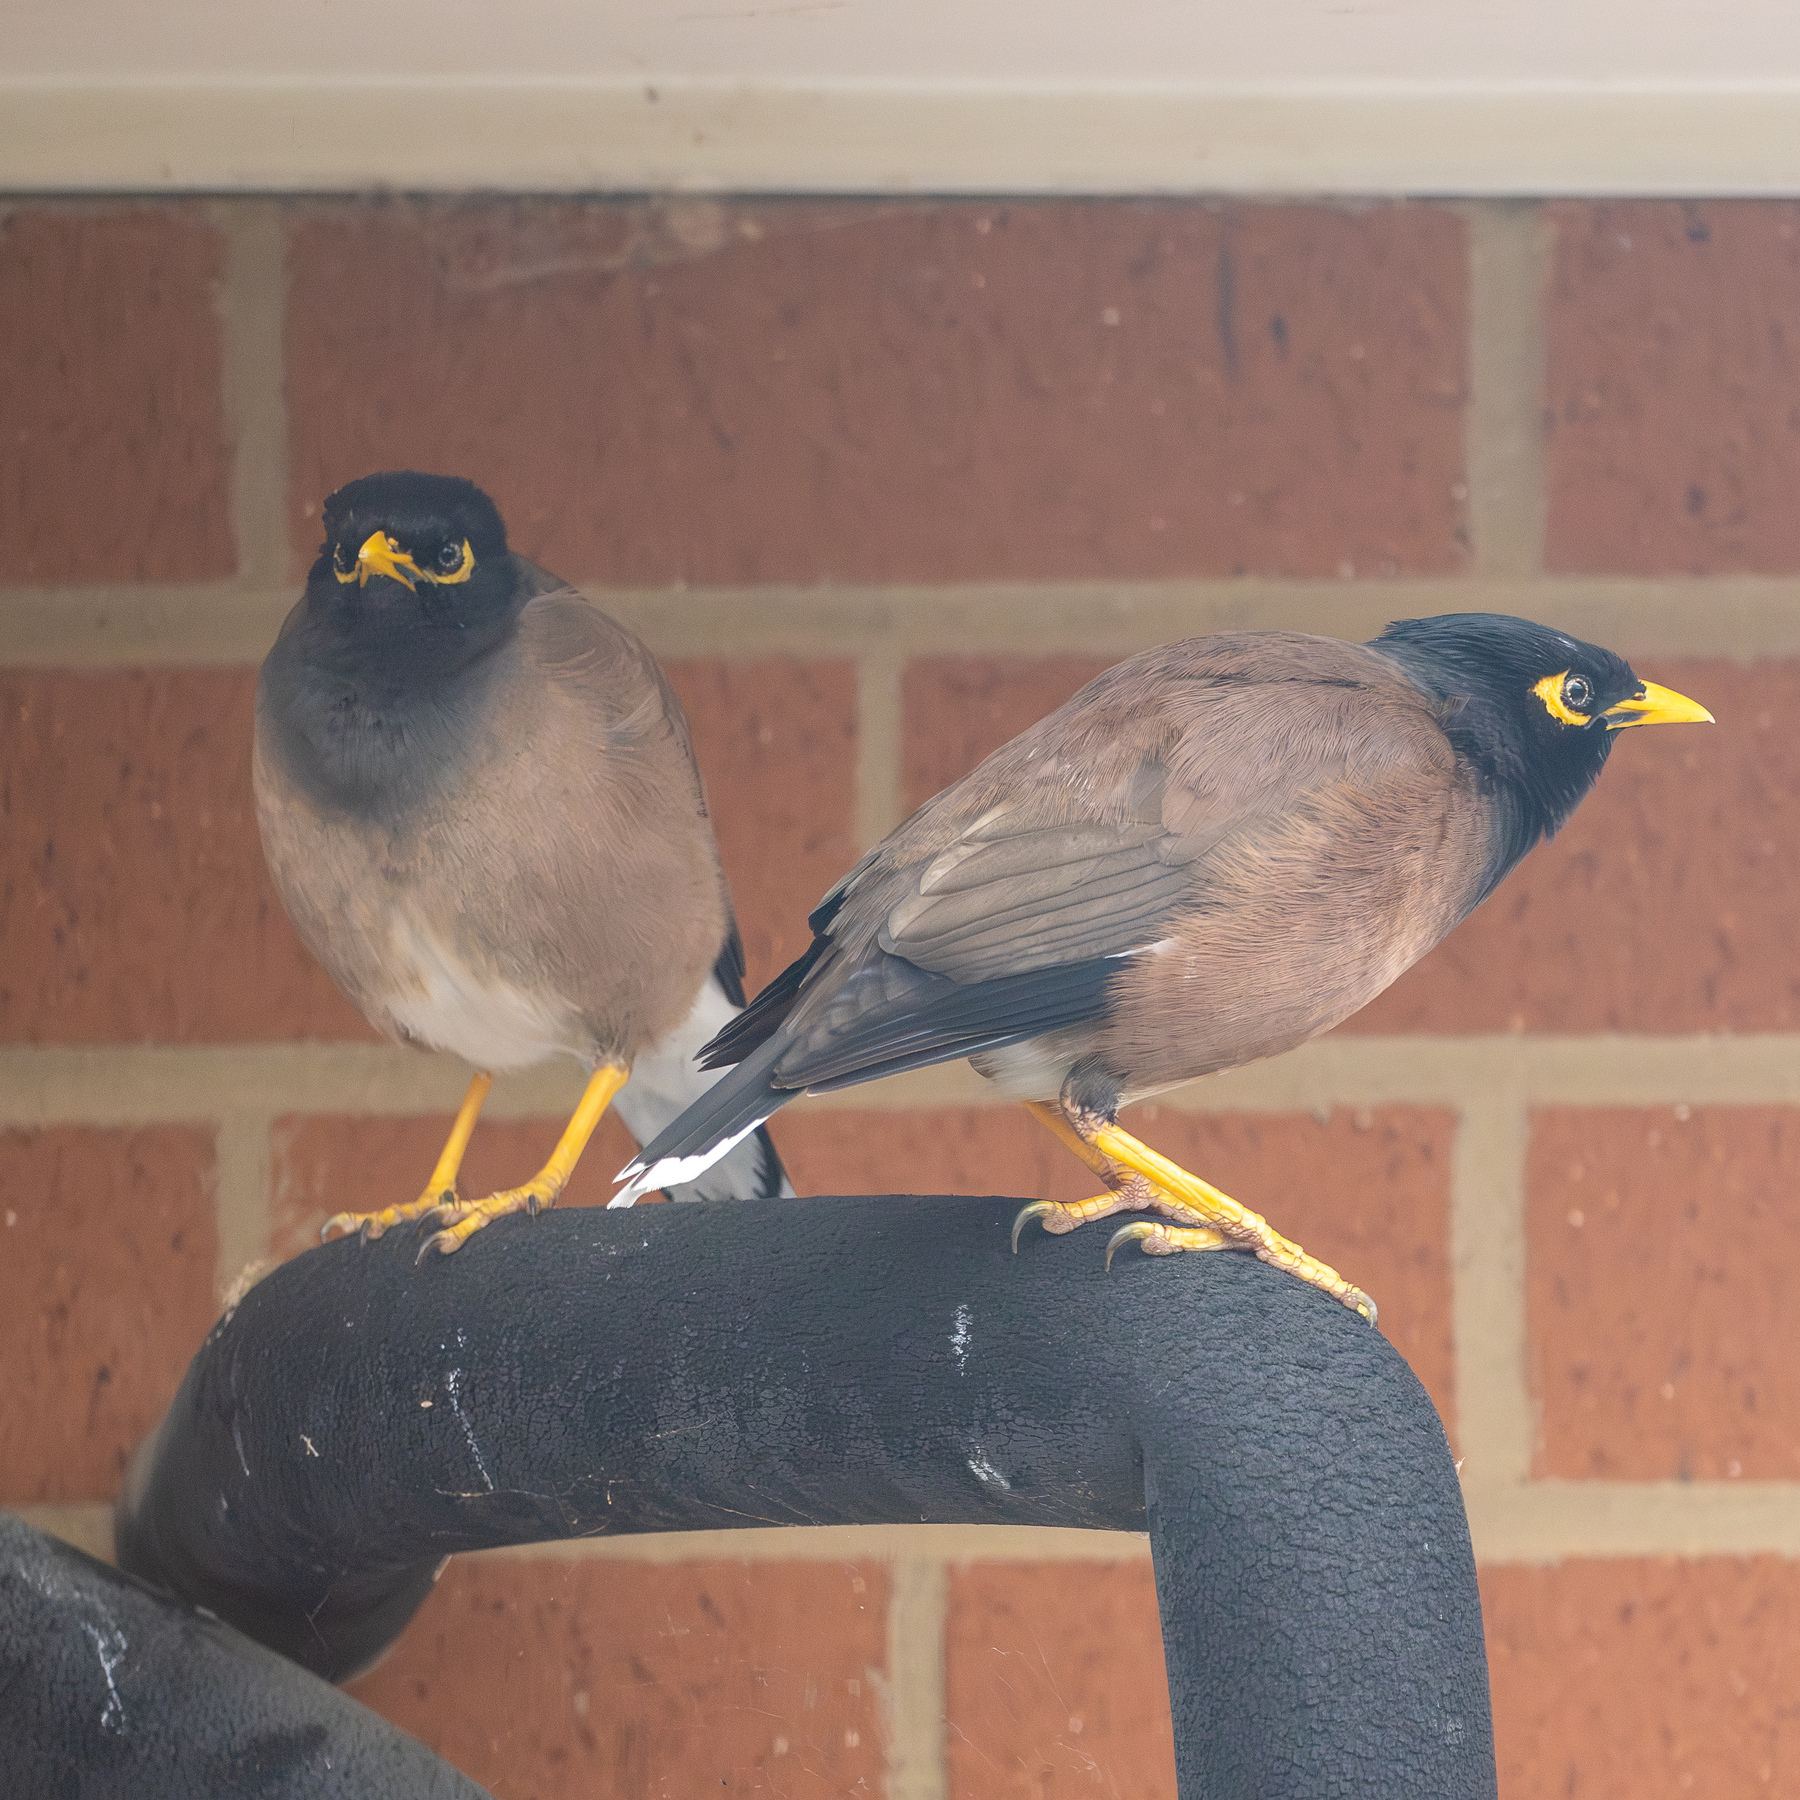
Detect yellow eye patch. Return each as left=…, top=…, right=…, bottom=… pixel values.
left=1532, top=670, right=1592, bottom=726
left=334, top=531, right=476, bottom=590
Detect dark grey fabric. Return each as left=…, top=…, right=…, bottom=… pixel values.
left=0, top=1513, right=486, bottom=1799
left=117, top=1197, right=1495, bottom=1799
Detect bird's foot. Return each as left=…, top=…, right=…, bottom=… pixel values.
left=1088, top=1122, right=1378, bottom=1325
left=320, top=1070, right=496, bottom=1249
left=1011, top=1174, right=1179, bottom=1250
left=416, top=1179, right=560, bottom=1259
left=1104, top=1220, right=1231, bottom=1269
left=322, top=1188, right=456, bottom=1244
left=1106, top=1216, right=1376, bottom=1325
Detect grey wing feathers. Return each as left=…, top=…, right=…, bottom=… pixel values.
left=878, top=816, right=1217, bottom=981
left=774, top=951, right=1123, bottom=1090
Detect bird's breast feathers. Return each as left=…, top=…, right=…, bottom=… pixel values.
left=376, top=913, right=587, bottom=1072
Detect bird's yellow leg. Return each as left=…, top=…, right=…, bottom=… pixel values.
left=1022, top=1100, right=1116, bottom=1177
left=322, top=1071, right=493, bottom=1243
left=1088, top=1121, right=1377, bottom=1325
left=418, top=1064, right=629, bottom=1258
left=1011, top=1101, right=1231, bottom=1252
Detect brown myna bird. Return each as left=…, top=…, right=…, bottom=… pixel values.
left=616, top=616, right=1711, bottom=1321
left=254, top=470, right=790, bottom=1256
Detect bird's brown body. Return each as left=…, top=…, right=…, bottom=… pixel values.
left=255, top=561, right=728, bottom=1075
left=804, top=634, right=1491, bottom=1105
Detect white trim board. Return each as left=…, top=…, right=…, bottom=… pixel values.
left=7, top=82, right=1800, bottom=196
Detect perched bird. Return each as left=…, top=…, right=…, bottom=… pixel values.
left=255, top=470, right=790, bottom=1255
left=617, top=616, right=1712, bottom=1320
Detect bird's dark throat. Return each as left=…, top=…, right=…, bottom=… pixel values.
left=259, top=568, right=528, bottom=818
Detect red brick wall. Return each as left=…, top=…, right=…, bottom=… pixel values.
left=4, top=195, right=1796, bottom=1797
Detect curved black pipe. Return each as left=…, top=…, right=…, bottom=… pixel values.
left=117, top=1194, right=1496, bottom=1800
left=0, top=1511, right=487, bottom=1799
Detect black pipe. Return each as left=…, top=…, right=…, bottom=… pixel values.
left=116, top=1193, right=1496, bottom=1800
left=0, top=1511, right=488, bottom=1799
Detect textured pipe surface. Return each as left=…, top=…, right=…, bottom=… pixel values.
left=0, top=1511, right=487, bottom=1799
left=117, top=1193, right=1495, bottom=1799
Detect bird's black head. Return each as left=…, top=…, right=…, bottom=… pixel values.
left=306, top=471, right=517, bottom=665
left=1372, top=612, right=1712, bottom=886
left=262, top=473, right=528, bottom=814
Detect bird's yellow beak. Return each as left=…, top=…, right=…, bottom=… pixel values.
left=336, top=529, right=424, bottom=590
left=1602, top=680, right=1715, bottom=731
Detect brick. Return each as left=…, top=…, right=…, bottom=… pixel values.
left=1345, top=658, right=1777, bottom=1034
left=286, top=198, right=1467, bottom=583
left=0, top=206, right=234, bottom=583
left=0, top=669, right=370, bottom=1042
left=665, top=659, right=858, bottom=993
left=902, top=656, right=1110, bottom=812
left=350, top=1556, right=887, bottom=1800
left=1546, top=201, right=1800, bottom=574
left=269, top=1110, right=649, bottom=1263
left=771, top=1105, right=1085, bottom=1207
left=1483, top=1557, right=1800, bottom=1796
left=773, top=1104, right=1455, bottom=1435
left=1529, top=1106, right=1800, bottom=1480
left=0, top=1126, right=217, bottom=1503
left=945, top=1560, right=1176, bottom=1800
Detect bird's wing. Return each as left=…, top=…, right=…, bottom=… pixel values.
left=762, top=775, right=1234, bottom=1087
left=514, top=578, right=754, bottom=1010
left=433, top=568, right=735, bottom=1052
left=754, top=637, right=1460, bottom=1090
left=513, top=572, right=687, bottom=751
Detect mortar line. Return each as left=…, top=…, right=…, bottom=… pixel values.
left=1450, top=1094, right=1534, bottom=1497
left=1462, top=200, right=1549, bottom=578
left=13, top=1505, right=117, bottom=1565
left=213, top=1111, right=274, bottom=1306
left=21, top=1500, right=1800, bottom=1578
left=477, top=1525, right=1150, bottom=1565
left=856, top=646, right=908, bottom=852
left=9, top=1036, right=1800, bottom=1127
left=209, top=198, right=291, bottom=590
left=883, top=1556, right=949, bottom=1800
left=8, top=576, right=1800, bottom=668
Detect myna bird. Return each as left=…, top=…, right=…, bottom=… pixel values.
left=616, top=615, right=1711, bottom=1320
left=254, top=470, right=790, bottom=1255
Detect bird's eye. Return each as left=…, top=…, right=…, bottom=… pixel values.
left=437, top=541, right=465, bottom=571
left=1562, top=675, right=1593, bottom=713
left=332, top=541, right=354, bottom=574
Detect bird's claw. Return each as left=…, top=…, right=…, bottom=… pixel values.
left=1010, top=1200, right=1063, bottom=1253
left=415, top=1228, right=462, bottom=1264
left=411, top=1181, right=560, bottom=1261
left=1104, top=1219, right=1160, bottom=1271
left=322, top=1187, right=458, bottom=1245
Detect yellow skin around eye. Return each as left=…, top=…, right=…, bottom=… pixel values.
left=334, top=531, right=476, bottom=590
left=1532, top=669, right=1591, bottom=727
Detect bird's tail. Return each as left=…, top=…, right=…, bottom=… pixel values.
left=612, top=1032, right=796, bottom=1206
left=609, top=978, right=795, bottom=1205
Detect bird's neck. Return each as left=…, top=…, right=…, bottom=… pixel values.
left=1375, top=643, right=1610, bottom=903
left=1440, top=694, right=1612, bottom=902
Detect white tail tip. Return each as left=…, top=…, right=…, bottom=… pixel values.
left=610, top=1119, right=766, bottom=1206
